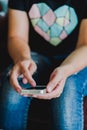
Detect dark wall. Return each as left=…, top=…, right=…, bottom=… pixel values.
left=0, top=0, right=12, bottom=72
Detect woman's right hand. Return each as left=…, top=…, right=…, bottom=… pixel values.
left=9, top=58, right=37, bottom=93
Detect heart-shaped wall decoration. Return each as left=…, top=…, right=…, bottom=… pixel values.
left=29, top=3, right=78, bottom=46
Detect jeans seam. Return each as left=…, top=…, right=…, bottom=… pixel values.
left=23, top=98, right=32, bottom=130
left=82, top=80, right=87, bottom=97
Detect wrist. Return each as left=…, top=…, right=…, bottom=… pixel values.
left=14, top=55, right=31, bottom=64
left=59, top=63, right=75, bottom=77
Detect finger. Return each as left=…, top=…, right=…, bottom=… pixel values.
left=48, top=79, right=65, bottom=98
left=32, top=87, right=57, bottom=99
left=47, top=73, right=61, bottom=93
left=33, top=86, right=62, bottom=99
left=22, top=63, right=37, bottom=85
left=32, top=91, right=57, bottom=100
left=10, top=72, right=22, bottom=93
left=22, top=77, right=28, bottom=84
left=22, top=68, right=36, bottom=87
left=29, top=62, right=37, bottom=75
left=51, top=79, right=66, bottom=97
left=34, top=79, right=66, bottom=99
left=32, top=93, right=52, bottom=100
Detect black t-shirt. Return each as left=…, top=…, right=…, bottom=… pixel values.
left=8, top=0, right=87, bottom=56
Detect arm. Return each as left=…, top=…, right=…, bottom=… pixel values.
left=35, top=19, right=87, bottom=99
left=8, top=9, right=37, bottom=92
left=60, top=19, right=87, bottom=76
left=8, top=9, right=30, bottom=63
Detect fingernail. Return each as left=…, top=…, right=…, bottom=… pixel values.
left=22, top=78, right=28, bottom=84
left=32, top=81, right=36, bottom=87
left=47, top=87, right=52, bottom=92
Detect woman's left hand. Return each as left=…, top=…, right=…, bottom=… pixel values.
left=32, top=66, right=68, bottom=99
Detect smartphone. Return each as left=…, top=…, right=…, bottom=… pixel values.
left=20, top=85, right=46, bottom=95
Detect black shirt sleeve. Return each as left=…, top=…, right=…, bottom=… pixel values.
left=8, top=0, right=26, bottom=11
left=83, top=0, right=87, bottom=19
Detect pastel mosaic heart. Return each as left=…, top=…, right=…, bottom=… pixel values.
left=29, top=3, right=78, bottom=46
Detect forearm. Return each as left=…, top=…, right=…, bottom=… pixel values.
left=60, top=45, right=87, bottom=77
left=8, top=37, right=31, bottom=64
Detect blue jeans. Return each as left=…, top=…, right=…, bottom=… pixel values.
left=0, top=52, right=87, bottom=130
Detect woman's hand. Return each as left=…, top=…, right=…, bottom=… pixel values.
left=10, top=58, right=37, bottom=93
left=33, top=66, right=68, bottom=99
